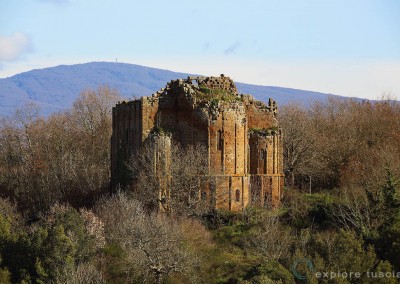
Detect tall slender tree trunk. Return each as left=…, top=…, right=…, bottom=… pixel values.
left=290, top=171, right=295, bottom=188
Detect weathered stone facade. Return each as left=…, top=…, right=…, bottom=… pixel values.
left=111, top=75, right=284, bottom=211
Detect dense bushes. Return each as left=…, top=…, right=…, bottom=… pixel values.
left=0, top=200, right=104, bottom=283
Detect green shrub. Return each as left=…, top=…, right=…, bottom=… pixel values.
left=245, top=261, right=294, bottom=283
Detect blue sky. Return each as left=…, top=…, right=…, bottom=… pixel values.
left=0, top=0, right=399, bottom=99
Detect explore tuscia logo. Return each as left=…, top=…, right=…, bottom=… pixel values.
left=291, top=258, right=400, bottom=281
left=291, top=258, right=314, bottom=280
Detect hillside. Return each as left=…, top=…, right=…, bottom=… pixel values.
left=0, top=62, right=344, bottom=116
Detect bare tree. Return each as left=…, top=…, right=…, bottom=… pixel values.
left=72, top=86, right=120, bottom=139
left=280, top=98, right=400, bottom=191
left=247, top=214, right=293, bottom=262
left=129, top=140, right=219, bottom=216
left=96, top=192, right=201, bottom=283
left=0, top=87, right=121, bottom=212
left=280, top=104, right=320, bottom=189
left=54, top=262, right=106, bottom=284
left=331, top=186, right=372, bottom=233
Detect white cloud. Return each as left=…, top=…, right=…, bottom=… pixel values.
left=0, top=33, right=33, bottom=62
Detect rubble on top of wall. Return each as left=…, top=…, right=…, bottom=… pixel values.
left=142, top=75, right=279, bottom=117
left=249, top=126, right=282, bottom=137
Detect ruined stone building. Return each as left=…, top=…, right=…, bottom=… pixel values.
left=111, top=75, right=284, bottom=211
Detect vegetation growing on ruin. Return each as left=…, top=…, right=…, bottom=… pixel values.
left=150, top=126, right=174, bottom=136
left=250, top=126, right=279, bottom=136
left=194, top=83, right=241, bottom=103
left=0, top=90, right=400, bottom=283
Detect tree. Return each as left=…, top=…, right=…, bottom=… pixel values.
left=54, top=262, right=106, bottom=284
left=0, top=202, right=104, bottom=283
left=333, top=170, right=400, bottom=238
left=247, top=214, right=293, bottom=262
left=280, top=104, right=318, bottom=189
left=0, top=256, right=11, bottom=284
left=130, top=140, right=220, bottom=217
left=0, top=87, right=121, bottom=213
left=305, top=229, right=395, bottom=284
left=281, top=98, right=400, bottom=191
left=96, top=192, right=201, bottom=283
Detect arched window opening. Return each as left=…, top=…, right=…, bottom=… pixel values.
left=201, top=191, right=207, bottom=201
left=235, top=189, right=240, bottom=202
left=217, top=130, right=223, bottom=150
left=260, top=149, right=266, bottom=160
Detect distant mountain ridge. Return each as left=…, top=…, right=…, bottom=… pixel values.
left=0, top=62, right=346, bottom=117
